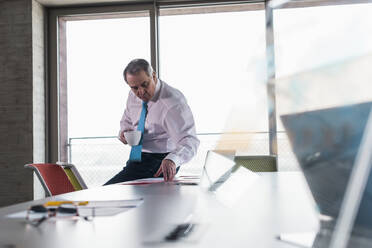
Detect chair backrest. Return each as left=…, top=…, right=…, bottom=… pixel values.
left=60, top=163, right=88, bottom=190
left=25, top=163, right=76, bottom=196
left=234, top=155, right=277, bottom=172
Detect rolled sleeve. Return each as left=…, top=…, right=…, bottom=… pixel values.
left=119, top=96, right=134, bottom=136
left=163, top=104, right=200, bottom=167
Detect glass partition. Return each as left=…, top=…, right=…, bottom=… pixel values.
left=274, top=2, right=372, bottom=171
left=275, top=2, right=372, bottom=247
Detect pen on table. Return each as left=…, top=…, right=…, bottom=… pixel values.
left=182, top=222, right=195, bottom=236
left=165, top=222, right=196, bottom=241
left=44, top=201, right=89, bottom=206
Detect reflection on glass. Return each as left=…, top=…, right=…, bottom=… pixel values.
left=345, top=162, right=372, bottom=247
left=275, top=2, right=372, bottom=247
left=281, top=102, right=372, bottom=219
left=279, top=101, right=372, bottom=248
left=274, top=3, right=372, bottom=79
left=274, top=3, right=372, bottom=171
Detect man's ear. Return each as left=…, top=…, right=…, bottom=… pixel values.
left=152, top=71, right=157, bottom=82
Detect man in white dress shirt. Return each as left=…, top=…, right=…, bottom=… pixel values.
left=104, top=59, right=199, bottom=184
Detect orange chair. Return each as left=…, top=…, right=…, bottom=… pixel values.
left=25, top=163, right=76, bottom=196
left=58, top=163, right=87, bottom=191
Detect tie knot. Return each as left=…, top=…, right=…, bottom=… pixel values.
left=142, top=101, right=148, bottom=108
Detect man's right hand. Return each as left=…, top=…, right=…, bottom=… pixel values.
left=118, top=130, right=128, bottom=144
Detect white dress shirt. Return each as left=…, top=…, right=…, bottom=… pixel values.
left=120, top=80, right=200, bottom=167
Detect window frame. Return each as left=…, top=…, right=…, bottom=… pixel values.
left=48, top=4, right=156, bottom=163
left=47, top=0, right=369, bottom=164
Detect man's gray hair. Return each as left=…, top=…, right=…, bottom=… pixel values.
left=123, top=58, right=153, bottom=82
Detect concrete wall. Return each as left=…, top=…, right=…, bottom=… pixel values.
left=33, top=0, right=45, bottom=165
left=0, top=0, right=46, bottom=207
left=32, top=0, right=46, bottom=200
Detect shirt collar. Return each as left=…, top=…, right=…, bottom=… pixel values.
left=150, top=79, right=161, bottom=102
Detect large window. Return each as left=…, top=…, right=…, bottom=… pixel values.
left=65, top=13, right=150, bottom=186
left=66, top=14, right=150, bottom=138
left=159, top=5, right=268, bottom=172
left=51, top=1, right=372, bottom=186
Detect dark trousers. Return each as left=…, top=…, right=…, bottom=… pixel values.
left=104, top=152, right=179, bottom=185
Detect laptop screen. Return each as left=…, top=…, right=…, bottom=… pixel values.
left=280, top=101, right=372, bottom=220
left=199, top=150, right=236, bottom=191
left=199, top=150, right=259, bottom=207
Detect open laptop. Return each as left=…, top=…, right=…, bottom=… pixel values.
left=199, top=150, right=237, bottom=191
left=200, top=150, right=259, bottom=207
left=279, top=101, right=372, bottom=247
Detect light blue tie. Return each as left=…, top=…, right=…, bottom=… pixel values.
left=129, top=101, right=148, bottom=162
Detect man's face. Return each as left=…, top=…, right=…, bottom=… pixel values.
left=126, top=70, right=157, bottom=102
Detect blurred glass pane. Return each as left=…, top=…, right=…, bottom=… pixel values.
left=274, top=2, right=372, bottom=247
left=273, top=3, right=372, bottom=171
left=347, top=160, right=372, bottom=247
left=274, top=3, right=372, bottom=118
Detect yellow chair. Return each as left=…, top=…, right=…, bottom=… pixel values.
left=59, top=163, right=88, bottom=191
left=234, top=155, right=277, bottom=172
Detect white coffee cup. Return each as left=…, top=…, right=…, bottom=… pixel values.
left=124, top=130, right=142, bottom=146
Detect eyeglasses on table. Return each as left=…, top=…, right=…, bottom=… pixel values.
left=26, top=203, right=92, bottom=227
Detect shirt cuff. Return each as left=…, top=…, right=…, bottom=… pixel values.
left=164, top=154, right=181, bottom=168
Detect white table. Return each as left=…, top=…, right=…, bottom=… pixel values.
left=0, top=172, right=319, bottom=248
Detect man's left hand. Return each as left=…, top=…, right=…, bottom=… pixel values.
left=154, top=159, right=176, bottom=181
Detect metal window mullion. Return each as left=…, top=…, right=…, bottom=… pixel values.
left=157, top=0, right=264, bottom=8
left=48, top=11, right=59, bottom=164
left=265, top=2, right=278, bottom=163
left=58, top=18, right=68, bottom=163
left=157, top=0, right=372, bottom=8
left=150, top=2, right=160, bottom=76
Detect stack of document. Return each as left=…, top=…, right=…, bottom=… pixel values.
left=120, top=176, right=200, bottom=186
